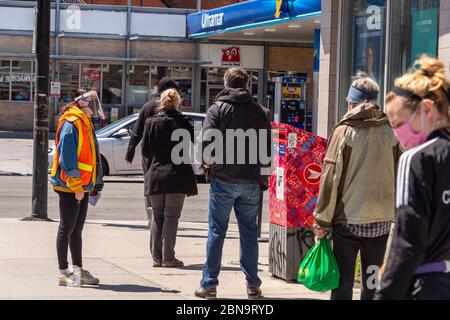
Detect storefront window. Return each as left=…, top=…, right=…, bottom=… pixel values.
left=59, top=63, right=80, bottom=103
left=151, top=66, right=170, bottom=95
left=102, top=64, right=122, bottom=104
left=0, top=60, right=10, bottom=101
left=338, top=0, right=387, bottom=119
left=0, top=60, right=34, bottom=102
left=207, top=68, right=226, bottom=107
left=387, top=0, right=440, bottom=91
left=339, top=0, right=440, bottom=119
left=208, top=68, right=226, bottom=86
left=81, top=64, right=101, bottom=95
left=172, top=66, right=192, bottom=109
left=128, top=64, right=149, bottom=106
left=249, top=70, right=259, bottom=101
left=200, top=82, right=207, bottom=113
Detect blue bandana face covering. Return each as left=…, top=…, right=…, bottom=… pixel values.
left=347, top=86, right=379, bottom=103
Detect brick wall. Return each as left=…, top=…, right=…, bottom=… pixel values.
left=169, top=0, right=242, bottom=9
left=130, top=41, right=195, bottom=60
left=0, top=102, right=34, bottom=131
left=85, top=0, right=167, bottom=6
left=268, top=46, right=315, bottom=110
left=86, top=0, right=243, bottom=9
left=0, top=35, right=33, bottom=55
left=59, top=38, right=126, bottom=57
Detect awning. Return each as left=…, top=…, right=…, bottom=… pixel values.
left=187, top=0, right=321, bottom=39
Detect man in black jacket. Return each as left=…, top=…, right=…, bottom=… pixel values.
left=125, top=77, right=179, bottom=228
left=195, top=68, right=272, bottom=300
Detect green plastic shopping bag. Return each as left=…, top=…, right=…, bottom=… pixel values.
left=297, top=237, right=340, bottom=292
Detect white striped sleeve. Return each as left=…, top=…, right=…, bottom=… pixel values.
left=395, top=138, right=439, bottom=208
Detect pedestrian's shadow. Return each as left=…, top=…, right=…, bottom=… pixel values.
left=181, top=264, right=262, bottom=272
left=92, top=283, right=179, bottom=294
left=218, top=297, right=322, bottom=301
left=98, top=223, right=149, bottom=230
left=177, top=234, right=240, bottom=240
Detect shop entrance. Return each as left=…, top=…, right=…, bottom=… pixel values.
left=200, top=67, right=261, bottom=112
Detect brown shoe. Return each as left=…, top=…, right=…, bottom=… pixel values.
left=247, top=286, right=263, bottom=299
left=162, top=258, right=184, bottom=268
left=194, top=286, right=217, bottom=299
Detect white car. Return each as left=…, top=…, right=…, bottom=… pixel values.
left=48, top=112, right=207, bottom=176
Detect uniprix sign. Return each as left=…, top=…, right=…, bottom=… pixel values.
left=221, top=47, right=241, bottom=66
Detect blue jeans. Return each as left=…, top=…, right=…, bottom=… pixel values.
left=201, top=179, right=262, bottom=289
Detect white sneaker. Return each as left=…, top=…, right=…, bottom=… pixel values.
left=58, top=273, right=79, bottom=287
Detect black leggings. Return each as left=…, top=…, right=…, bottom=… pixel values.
left=56, top=191, right=89, bottom=270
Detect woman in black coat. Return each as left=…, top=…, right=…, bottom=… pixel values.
left=142, top=88, right=198, bottom=268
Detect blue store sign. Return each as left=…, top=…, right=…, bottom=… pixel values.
left=187, top=0, right=321, bottom=38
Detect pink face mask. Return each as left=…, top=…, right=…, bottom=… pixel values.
left=393, top=110, right=428, bottom=150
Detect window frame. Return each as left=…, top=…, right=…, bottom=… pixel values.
left=0, top=59, right=35, bottom=103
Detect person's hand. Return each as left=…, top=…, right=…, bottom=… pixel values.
left=126, top=160, right=132, bottom=166
left=75, top=192, right=85, bottom=201
left=314, top=226, right=330, bottom=243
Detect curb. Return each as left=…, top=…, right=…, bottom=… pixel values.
left=0, top=171, right=32, bottom=176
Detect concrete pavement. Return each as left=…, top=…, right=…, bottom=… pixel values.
left=0, top=131, right=55, bottom=176
left=0, top=218, right=360, bottom=300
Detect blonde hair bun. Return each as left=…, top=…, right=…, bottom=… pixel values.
left=415, top=55, right=446, bottom=81
left=160, top=88, right=181, bottom=110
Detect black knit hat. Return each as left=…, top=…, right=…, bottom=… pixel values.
left=157, top=77, right=179, bottom=94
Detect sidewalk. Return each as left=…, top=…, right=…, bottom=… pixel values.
left=0, top=132, right=40, bottom=176
left=0, top=218, right=359, bottom=300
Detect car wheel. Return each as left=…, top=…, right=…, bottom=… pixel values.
left=101, top=155, right=109, bottom=177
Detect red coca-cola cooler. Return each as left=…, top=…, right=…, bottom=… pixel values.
left=268, top=122, right=327, bottom=281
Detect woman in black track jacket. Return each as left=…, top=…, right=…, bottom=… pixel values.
left=375, top=56, right=450, bottom=300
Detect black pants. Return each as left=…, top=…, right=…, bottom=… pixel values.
left=331, top=224, right=388, bottom=300
left=409, top=273, right=450, bottom=300
left=56, top=191, right=89, bottom=270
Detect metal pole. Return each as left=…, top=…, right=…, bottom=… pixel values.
left=28, top=0, right=51, bottom=221
left=125, top=0, right=132, bottom=117
left=257, top=191, right=268, bottom=242
left=196, top=0, right=202, bottom=10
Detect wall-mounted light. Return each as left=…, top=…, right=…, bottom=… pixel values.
left=243, top=32, right=255, bottom=35
left=288, top=24, right=302, bottom=28
left=264, top=28, right=277, bottom=32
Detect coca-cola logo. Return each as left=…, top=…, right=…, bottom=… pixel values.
left=221, top=47, right=241, bottom=66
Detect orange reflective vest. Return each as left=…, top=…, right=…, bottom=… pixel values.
left=51, top=106, right=97, bottom=189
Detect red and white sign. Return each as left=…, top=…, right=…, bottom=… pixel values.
left=221, top=47, right=241, bottom=66
left=200, top=44, right=264, bottom=69
left=303, top=163, right=322, bottom=186
left=50, top=82, right=61, bottom=98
